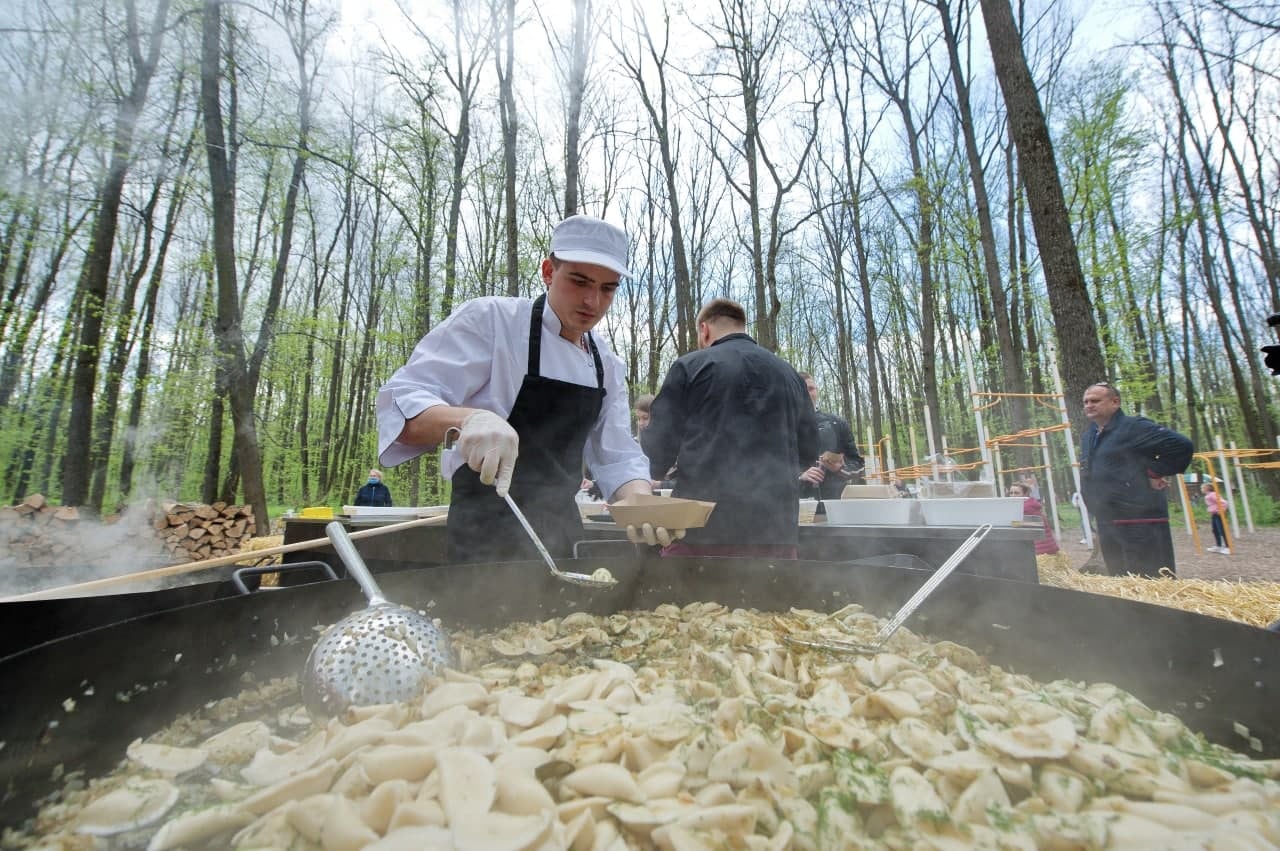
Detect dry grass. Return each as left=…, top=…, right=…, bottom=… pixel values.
left=1038, top=555, right=1280, bottom=628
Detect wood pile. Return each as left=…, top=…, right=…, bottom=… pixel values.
left=0, top=494, right=255, bottom=567
left=151, top=500, right=256, bottom=562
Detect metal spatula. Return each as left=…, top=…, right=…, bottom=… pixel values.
left=301, top=522, right=456, bottom=715
left=503, top=493, right=617, bottom=589
left=785, top=524, right=993, bottom=655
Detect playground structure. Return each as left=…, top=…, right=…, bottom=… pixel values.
left=853, top=343, right=1280, bottom=554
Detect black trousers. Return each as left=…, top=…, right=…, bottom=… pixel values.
left=1097, top=516, right=1177, bottom=577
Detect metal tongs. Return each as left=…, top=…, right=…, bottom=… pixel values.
left=785, top=524, right=993, bottom=655
left=504, top=493, right=618, bottom=589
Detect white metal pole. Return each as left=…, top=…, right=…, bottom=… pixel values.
left=924, top=404, right=940, bottom=482
left=1177, top=473, right=1195, bottom=541
left=1041, top=437, right=1062, bottom=541
left=1230, top=441, right=1255, bottom=533
left=1215, top=436, right=1239, bottom=539
left=993, top=444, right=1005, bottom=494
left=865, top=426, right=878, bottom=482
left=942, top=436, right=954, bottom=482
left=962, top=342, right=994, bottom=481
left=1047, top=344, right=1092, bottom=549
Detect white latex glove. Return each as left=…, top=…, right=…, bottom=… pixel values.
left=458, top=410, right=519, bottom=496
left=626, top=523, right=687, bottom=547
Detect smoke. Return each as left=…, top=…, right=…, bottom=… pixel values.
left=0, top=499, right=184, bottom=598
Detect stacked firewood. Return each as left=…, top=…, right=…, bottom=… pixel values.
left=0, top=495, right=95, bottom=566
left=151, top=500, right=256, bottom=562
left=0, top=494, right=255, bottom=567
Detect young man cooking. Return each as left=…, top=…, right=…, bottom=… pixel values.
left=376, top=215, right=673, bottom=563
left=641, top=298, right=819, bottom=558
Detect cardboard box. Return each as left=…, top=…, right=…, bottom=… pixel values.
left=610, top=494, right=715, bottom=530
left=839, top=484, right=899, bottom=499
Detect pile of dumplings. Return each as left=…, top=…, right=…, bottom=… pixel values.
left=12, top=601, right=1280, bottom=850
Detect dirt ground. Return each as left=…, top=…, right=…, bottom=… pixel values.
left=1060, top=519, right=1280, bottom=583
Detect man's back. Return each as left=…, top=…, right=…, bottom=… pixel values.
left=643, top=333, right=818, bottom=547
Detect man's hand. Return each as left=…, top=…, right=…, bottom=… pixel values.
left=1147, top=475, right=1170, bottom=491
left=626, top=523, right=687, bottom=547
left=458, top=411, right=518, bottom=496
left=799, top=466, right=825, bottom=485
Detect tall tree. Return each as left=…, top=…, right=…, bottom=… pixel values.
left=616, top=0, right=697, bottom=353
left=977, top=0, right=1106, bottom=437
left=563, top=0, right=591, bottom=215
left=61, top=0, right=172, bottom=507
left=201, top=0, right=268, bottom=530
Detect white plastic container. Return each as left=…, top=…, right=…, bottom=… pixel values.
left=823, top=498, right=919, bottom=526
left=342, top=505, right=448, bottom=519
left=798, top=498, right=820, bottom=523
left=918, top=497, right=1024, bottom=526
left=577, top=501, right=609, bottom=521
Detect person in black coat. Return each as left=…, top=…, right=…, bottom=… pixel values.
left=642, top=298, right=819, bottom=557
left=1079, top=383, right=1193, bottom=577
left=354, top=469, right=394, bottom=507
left=797, top=373, right=865, bottom=500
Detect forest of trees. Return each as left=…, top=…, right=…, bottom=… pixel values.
left=0, top=0, right=1276, bottom=532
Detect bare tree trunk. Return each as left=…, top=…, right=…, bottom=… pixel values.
left=201, top=0, right=268, bottom=530
left=936, top=0, right=1030, bottom=443
left=89, top=84, right=193, bottom=511
left=978, top=0, right=1106, bottom=437
left=62, top=0, right=172, bottom=508
left=617, top=0, right=695, bottom=352
left=563, top=0, right=590, bottom=215
left=494, top=0, right=519, bottom=296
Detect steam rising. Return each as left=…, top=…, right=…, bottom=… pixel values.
left=0, top=501, right=185, bottom=597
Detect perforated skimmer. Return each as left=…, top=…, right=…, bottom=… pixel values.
left=301, top=522, right=456, bottom=715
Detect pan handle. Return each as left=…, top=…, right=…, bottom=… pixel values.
left=231, top=560, right=338, bottom=595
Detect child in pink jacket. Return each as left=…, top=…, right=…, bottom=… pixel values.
left=1201, top=482, right=1230, bottom=553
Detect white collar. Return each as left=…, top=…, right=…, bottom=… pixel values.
left=541, top=298, right=588, bottom=348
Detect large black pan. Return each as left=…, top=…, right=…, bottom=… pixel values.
left=1, top=555, right=1277, bottom=830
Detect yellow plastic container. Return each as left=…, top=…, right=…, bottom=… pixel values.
left=299, top=506, right=334, bottom=519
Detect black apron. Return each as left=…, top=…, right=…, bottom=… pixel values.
left=446, top=295, right=605, bottom=563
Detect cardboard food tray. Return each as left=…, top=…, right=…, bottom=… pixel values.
left=609, top=494, right=716, bottom=530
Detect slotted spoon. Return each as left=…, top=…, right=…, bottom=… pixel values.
left=301, top=521, right=456, bottom=715
left=784, top=524, right=993, bottom=655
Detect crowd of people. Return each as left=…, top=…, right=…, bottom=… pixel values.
left=370, top=213, right=1224, bottom=579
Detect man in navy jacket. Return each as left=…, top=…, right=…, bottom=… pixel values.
left=1080, top=383, right=1193, bottom=577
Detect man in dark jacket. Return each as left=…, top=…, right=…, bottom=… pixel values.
left=642, top=298, right=819, bottom=557
left=354, top=469, right=394, bottom=507
left=797, top=373, right=865, bottom=500
left=1079, top=383, right=1193, bottom=577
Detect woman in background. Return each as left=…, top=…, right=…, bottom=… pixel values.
left=1009, top=482, right=1060, bottom=559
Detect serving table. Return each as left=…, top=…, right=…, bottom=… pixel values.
left=281, top=515, right=1040, bottom=583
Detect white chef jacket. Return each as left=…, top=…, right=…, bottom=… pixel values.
left=376, top=296, right=651, bottom=500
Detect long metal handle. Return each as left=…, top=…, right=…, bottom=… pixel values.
left=504, top=493, right=562, bottom=577
left=2, top=513, right=448, bottom=603
left=325, top=521, right=388, bottom=606
left=872, top=523, right=992, bottom=645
